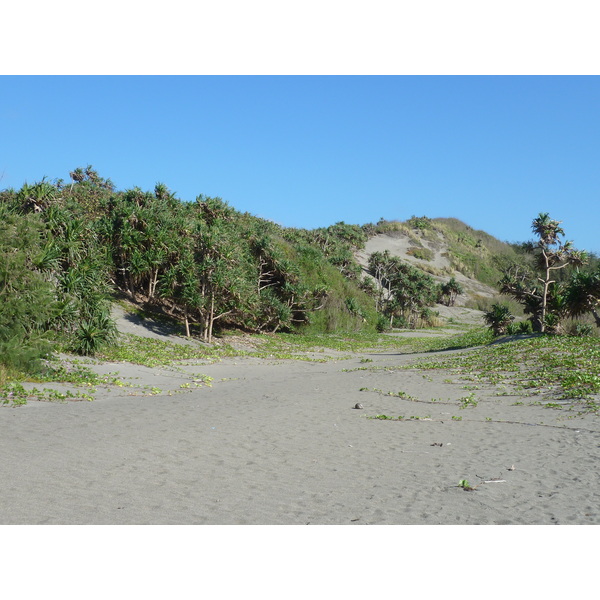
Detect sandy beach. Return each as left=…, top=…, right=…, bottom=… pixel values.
left=2, top=340, right=599, bottom=525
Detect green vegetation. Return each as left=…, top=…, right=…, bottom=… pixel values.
left=483, top=303, right=515, bottom=336
left=0, top=168, right=382, bottom=381
left=409, top=335, right=600, bottom=410
left=371, top=215, right=525, bottom=287
left=3, top=168, right=600, bottom=403
left=406, top=246, right=434, bottom=261
left=500, top=213, right=589, bottom=333
left=458, top=393, right=478, bottom=409
left=98, top=334, right=231, bottom=367
left=458, top=479, right=477, bottom=491
left=438, top=277, right=464, bottom=307
left=0, top=211, right=56, bottom=373
left=367, top=250, right=439, bottom=328
left=0, top=382, right=96, bottom=406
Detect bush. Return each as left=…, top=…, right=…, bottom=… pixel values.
left=407, top=216, right=433, bottom=230
left=0, top=333, right=53, bottom=373
left=507, top=320, right=533, bottom=335
left=376, top=315, right=390, bottom=332
left=483, top=304, right=515, bottom=336
left=392, top=315, right=409, bottom=329
left=0, top=213, right=58, bottom=372
left=569, top=322, right=594, bottom=337
left=71, top=311, right=117, bottom=356
left=464, top=294, right=525, bottom=317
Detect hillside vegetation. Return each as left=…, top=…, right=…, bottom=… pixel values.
left=2, top=168, right=599, bottom=383
left=0, top=168, right=380, bottom=376
left=364, top=216, right=523, bottom=286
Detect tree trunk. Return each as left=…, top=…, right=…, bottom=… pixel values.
left=148, top=268, right=159, bottom=299
left=184, top=309, right=190, bottom=338
left=207, top=295, right=215, bottom=344
left=540, top=251, right=551, bottom=333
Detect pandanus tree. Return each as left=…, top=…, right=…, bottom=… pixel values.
left=368, top=250, right=395, bottom=313
left=157, top=196, right=250, bottom=342
left=106, top=186, right=186, bottom=301
left=159, top=249, right=202, bottom=339
left=531, top=213, right=587, bottom=330
left=16, top=178, right=58, bottom=213
left=9, top=177, right=117, bottom=356
left=439, top=277, right=464, bottom=306
left=367, top=251, right=438, bottom=328
left=565, top=267, right=600, bottom=328
left=387, top=261, right=438, bottom=327
left=248, top=229, right=313, bottom=331
left=501, top=213, right=587, bottom=332
left=483, top=303, right=514, bottom=336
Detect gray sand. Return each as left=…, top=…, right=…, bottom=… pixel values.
left=2, top=345, right=599, bottom=525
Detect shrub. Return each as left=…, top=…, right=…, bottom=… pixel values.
left=71, top=311, right=118, bottom=356
left=376, top=315, right=391, bottom=332
left=438, top=277, right=464, bottom=307
left=483, top=303, right=515, bottom=336
left=507, top=320, right=533, bottom=335
left=569, top=322, right=594, bottom=337
left=392, top=315, right=409, bottom=329
left=407, top=216, right=433, bottom=230
left=0, top=213, right=58, bottom=373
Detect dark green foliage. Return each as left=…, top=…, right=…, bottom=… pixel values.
left=569, top=322, right=594, bottom=337
left=438, top=277, right=464, bottom=306
left=283, top=221, right=366, bottom=279
left=500, top=213, right=588, bottom=333
left=72, top=311, right=118, bottom=356
left=507, top=320, right=534, bottom=335
left=483, top=303, right=515, bottom=336
left=375, top=315, right=390, bottom=333
left=367, top=250, right=438, bottom=328
left=564, top=266, right=600, bottom=329
left=0, top=166, right=384, bottom=376
left=0, top=212, right=57, bottom=371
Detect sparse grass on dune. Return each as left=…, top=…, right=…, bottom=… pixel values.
left=8, top=326, right=598, bottom=415
left=76, top=325, right=493, bottom=369
left=244, top=326, right=492, bottom=357
left=97, top=334, right=235, bottom=366
left=407, top=335, right=600, bottom=411
left=0, top=358, right=116, bottom=406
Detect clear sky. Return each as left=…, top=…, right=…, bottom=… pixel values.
left=1, top=75, right=599, bottom=253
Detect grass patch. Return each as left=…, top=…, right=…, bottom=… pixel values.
left=97, top=334, right=234, bottom=366
left=406, top=246, right=434, bottom=261
left=407, top=335, right=600, bottom=412
left=1, top=381, right=95, bottom=406
left=99, top=326, right=490, bottom=368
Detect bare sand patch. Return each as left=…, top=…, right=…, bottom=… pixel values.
left=2, top=344, right=598, bottom=525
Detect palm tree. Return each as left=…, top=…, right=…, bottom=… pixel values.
left=483, top=304, right=514, bottom=336
left=565, top=268, right=600, bottom=328
left=440, top=277, right=464, bottom=306
left=530, top=213, right=587, bottom=332
left=69, top=167, right=85, bottom=191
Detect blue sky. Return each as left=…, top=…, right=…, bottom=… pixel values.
left=1, top=75, right=599, bottom=254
